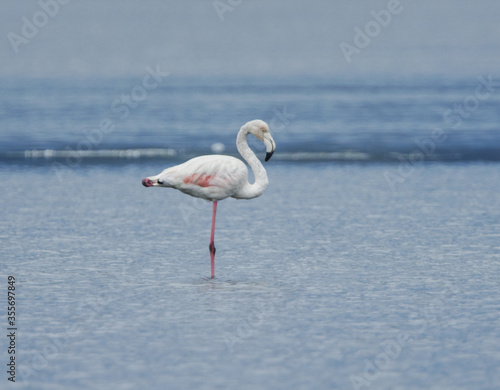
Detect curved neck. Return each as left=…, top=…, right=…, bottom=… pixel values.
left=234, top=127, right=269, bottom=199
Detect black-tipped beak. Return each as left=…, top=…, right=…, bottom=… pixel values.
left=265, top=150, right=275, bottom=162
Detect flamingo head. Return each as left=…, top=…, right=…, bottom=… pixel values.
left=243, top=119, right=276, bottom=161
left=141, top=178, right=155, bottom=187
left=142, top=170, right=169, bottom=188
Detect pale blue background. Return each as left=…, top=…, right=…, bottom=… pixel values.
left=2, top=0, right=500, bottom=79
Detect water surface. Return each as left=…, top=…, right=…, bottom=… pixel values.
left=2, top=161, right=499, bottom=389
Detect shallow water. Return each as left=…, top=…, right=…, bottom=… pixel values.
left=1, top=77, right=500, bottom=162
left=2, top=161, right=499, bottom=389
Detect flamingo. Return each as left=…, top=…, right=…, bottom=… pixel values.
left=142, top=119, right=276, bottom=279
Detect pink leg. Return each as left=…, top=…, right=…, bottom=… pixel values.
left=209, top=201, right=218, bottom=279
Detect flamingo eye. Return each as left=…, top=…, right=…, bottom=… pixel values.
left=157, top=180, right=164, bottom=185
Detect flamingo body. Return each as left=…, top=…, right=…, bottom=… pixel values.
left=144, top=154, right=249, bottom=201
left=142, top=119, right=276, bottom=278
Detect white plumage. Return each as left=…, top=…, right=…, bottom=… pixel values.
left=147, top=155, right=248, bottom=201
left=142, top=119, right=276, bottom=278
